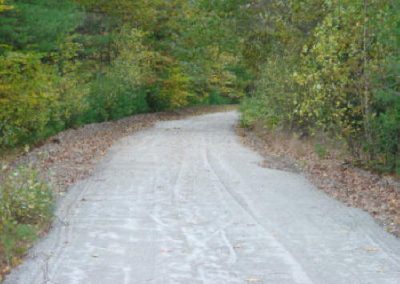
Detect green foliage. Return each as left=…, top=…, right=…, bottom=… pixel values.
left=158, top=67, right=192, bottom=110
left=51, top=38, right=90, bottom=129
left=208, top=91, right=237, bottom=105
left=0, top=0, right=83, bottom=52
left=79, top=27, right=154, bottom=122
left=0, top=0, right=13, bottom=12
left=315, top=144, right=328, bottom=159
left=1, top=0, right=248, bottom=148
left=240, top=0, right=399, bottom=174
left=0, top=39, right=89, bottom=147
left=83, top=75, right=149, bottom=122
left=0, top=167, right=53, bottom=264
left=1, top=0, right=398, bottom=175
left=0, top=52, right=59, bottom=146
left=240, top=98, right=262, bottom=128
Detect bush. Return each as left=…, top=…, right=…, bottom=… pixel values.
left=239, top=97, right=265, bottom=128
left=0, top=52, right=59, bottom=147
left=208, top=90, right=238, bottom=105
left=0, top=39, right=89, bottom=148
left=78, top=26, right=154, bottom=122
left=146, top=67, right=192, bottom=111
left=81, top=74, right=149, bottom=123
left=368, top=90, right=400, bottom=173
left=0, top=167, right=53, bottom=265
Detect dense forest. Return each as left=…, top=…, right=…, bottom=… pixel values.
left=0, top=0, right=399, bottom=174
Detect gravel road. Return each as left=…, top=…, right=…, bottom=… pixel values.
left=6, top=111, right=400, bottom=284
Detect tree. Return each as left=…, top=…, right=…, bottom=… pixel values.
left=0, top=0, right=82, bottom=52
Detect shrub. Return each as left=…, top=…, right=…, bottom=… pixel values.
left=82, top=74, right=149, bottom=123
left=0, top=39, right=88, bottom=147
left=208, top=90, right=237, bottom=105
left=0, top=167, right=53, bottom=264
left=0, top=52, right=59, bottom=147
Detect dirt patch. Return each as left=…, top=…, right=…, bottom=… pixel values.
left=236, top=124, right=400, bottom=237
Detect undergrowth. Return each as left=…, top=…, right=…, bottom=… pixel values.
left=0, top=166, right=53, bottom=278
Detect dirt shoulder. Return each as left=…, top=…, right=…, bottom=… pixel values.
left=236, top=124, right=400, bottom=237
